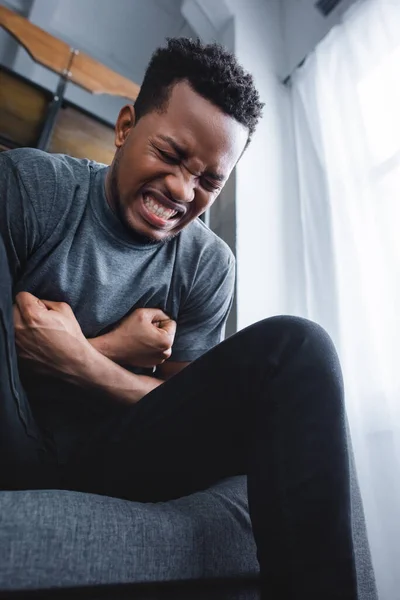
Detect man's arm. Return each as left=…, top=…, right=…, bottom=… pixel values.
left=13, top=292, right=164, bottom=404
left=90, top=327, right=189, bottom=380
left=156, top=361, right=190, bottom=379
left=87, top=307, right=176, bottom=369
left=0, top=151, right=50, bottom=284
left=88, top=308, right=190, bottom=380
left=90, top=246, right=235, bottom=379
left=87, top=307, right=190, bottom=380
left=89, top=331, right=189, bottom=380
left=70, top=342, right=164, bottom=403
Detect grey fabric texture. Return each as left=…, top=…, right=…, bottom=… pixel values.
left=349, top=448, right=378, bottom=600
left=0, top=477, right=257, bottom=592
left=0, top=148, right=235, bottom=357
left=0, top=147, right=235, bottom=460
left=0, top=470, right=377, bottom=598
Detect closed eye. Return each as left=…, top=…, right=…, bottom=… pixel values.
left=201, top=178, right=220, bottom=193
left=158, top=149, right=180, bottom=165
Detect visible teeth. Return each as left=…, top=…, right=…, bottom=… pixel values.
left=144, top=195, right=177, bottom=220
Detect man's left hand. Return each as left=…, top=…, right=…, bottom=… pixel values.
left=13, top=292, right=90, bottom=379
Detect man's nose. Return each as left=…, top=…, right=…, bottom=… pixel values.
left=164, top=171, right=196, bottom=204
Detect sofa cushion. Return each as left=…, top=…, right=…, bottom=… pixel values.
left=0, top=476, right=258, bottom=591
left=0, top=469, right=377, bottom=599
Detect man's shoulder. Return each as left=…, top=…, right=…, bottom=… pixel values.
left=179, top=218, right=235, bottom=270
left=1, top=148, right=97, bottom=183
left=1, top=149, right=106, bottom=219
left=1, top=149, right=107, bottom=235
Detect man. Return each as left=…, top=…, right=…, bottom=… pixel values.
left=0, top=38, right=357, bottom=599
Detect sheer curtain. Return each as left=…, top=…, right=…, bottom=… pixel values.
left=291, top=1, right=400, bottom=598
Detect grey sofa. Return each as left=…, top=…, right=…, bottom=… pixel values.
left=0, top=468, right=377, bottom=598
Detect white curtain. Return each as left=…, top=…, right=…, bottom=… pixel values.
left=291, top=1, right=400, bottom=598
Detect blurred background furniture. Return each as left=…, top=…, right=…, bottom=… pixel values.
left=0, top=4, right=139, bottom=163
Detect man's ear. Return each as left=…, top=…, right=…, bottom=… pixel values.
left=114, top=104, right=136, bottom=149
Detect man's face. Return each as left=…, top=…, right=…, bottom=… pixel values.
left=106, top=81, right=248, bottom=242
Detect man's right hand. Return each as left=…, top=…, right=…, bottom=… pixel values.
left=89, top=308, right=177, bottom=369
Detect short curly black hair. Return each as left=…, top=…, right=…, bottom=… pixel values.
left=134, top=37, right=264, bottom=148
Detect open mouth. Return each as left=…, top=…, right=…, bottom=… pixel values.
left=143, top=194, right=179, bottom=220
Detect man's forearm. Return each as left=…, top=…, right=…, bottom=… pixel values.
left=73, top=342, right=163, bottom=404
left=88, top=333, right=117, bottom=361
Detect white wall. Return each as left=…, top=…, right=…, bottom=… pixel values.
left=224, top=0, right=305, bottom=329
left=282, top=0, right=359, bottom=76
left=227, top=0, right=362, bottom=330
left=2, top=0, right=195, bottom=124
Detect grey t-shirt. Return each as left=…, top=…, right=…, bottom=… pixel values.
left=0, top=148, right=235, bottom=457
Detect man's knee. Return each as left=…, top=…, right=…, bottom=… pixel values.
left=236, top=316, right=338, bottom=364
left=264, top=315, right=334, bottom=345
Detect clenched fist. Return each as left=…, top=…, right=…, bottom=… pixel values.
left=13, top=291, right=90, bottom=379
left=90, top=308, right=177, bottom=369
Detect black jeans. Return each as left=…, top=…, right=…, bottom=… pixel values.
left=0, top=236, right=358, bottom=599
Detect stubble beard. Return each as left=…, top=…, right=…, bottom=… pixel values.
left=109, top=151, right=176, bottom=245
